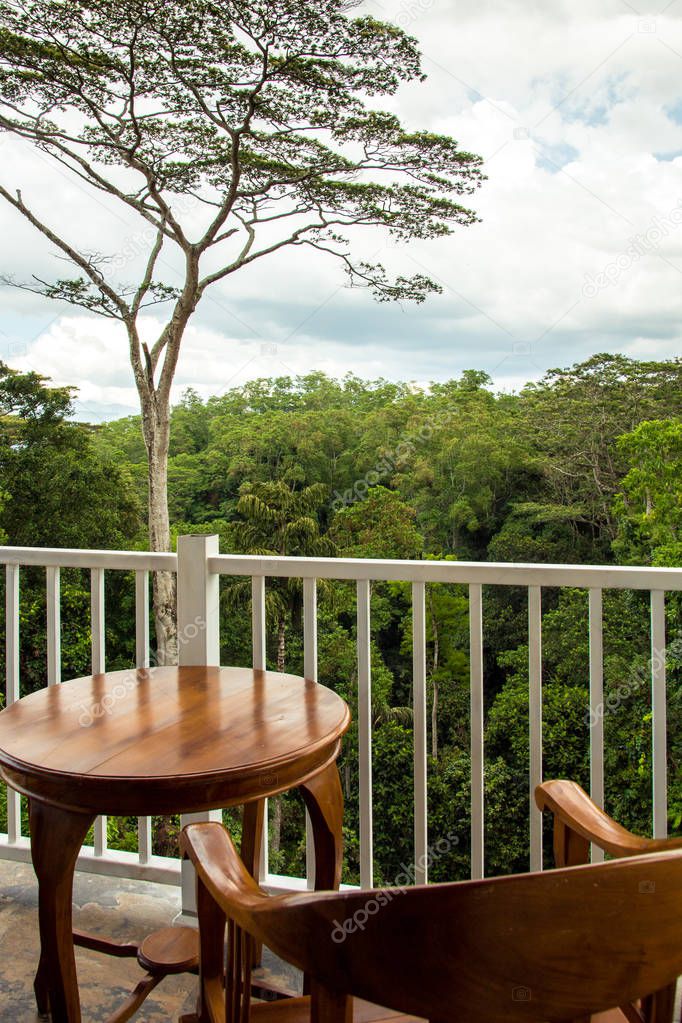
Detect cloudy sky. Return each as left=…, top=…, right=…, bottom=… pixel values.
left=1, top=0, right=681, bottom=422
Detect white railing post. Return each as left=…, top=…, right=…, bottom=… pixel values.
left=251, top=576, right=266, bottom=672
left=176, top=534, right=222, bottom=916
left=250, top=575, right=269, bottom=881
left=412, top=581, right=428, bottom=885
left=469, top=583, right=484, bottom=879
left=528, top=585, right=543, bottom=872
left=357, top=579, right=374, bottom=889
left=90, top=568, right=107, bottom=857
left=651, top=590, right=667, bottom=839
left=91, top=568, right=106, bottom=674
left=135, top=569, right=152, bottom=863
left=588, top=588, right=605, bottom=862
left=303, top=578, right=318, bottom=889
left=5, top=565, right=21, bottom=844
left=46, top=566, right=61, bottom=686
left=176, top=534, right=220, bottom=667
left=135, top=569, right=150, bottom=670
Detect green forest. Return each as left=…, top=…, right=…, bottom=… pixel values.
left=1, top=352, right=681, bottom=884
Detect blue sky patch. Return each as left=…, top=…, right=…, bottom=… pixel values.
left=535, top=141, right=580, bottom=173
left=664, top=99, right=682, bottom=125
left=654, top=149, right=682, bottom=162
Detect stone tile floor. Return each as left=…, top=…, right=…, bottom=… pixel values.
left=0, top=859, right=299, bottom=1022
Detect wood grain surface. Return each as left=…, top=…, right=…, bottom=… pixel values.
left=0, top=666, right=350, bottom=815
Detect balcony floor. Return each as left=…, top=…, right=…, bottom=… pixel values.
left=0, top=858, right=299, bottom=1022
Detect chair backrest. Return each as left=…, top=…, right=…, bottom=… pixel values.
left=224, top=848, right=682, bottom=1023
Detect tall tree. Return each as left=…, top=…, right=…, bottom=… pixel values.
left=518, top=354, right=682, bottom=554
left=0, top=0, right=483, bottom=661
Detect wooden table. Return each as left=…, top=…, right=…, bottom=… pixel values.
left=0, top=665, right=350, bottom=1023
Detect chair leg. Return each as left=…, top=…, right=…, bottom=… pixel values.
left=310, top=982, right=352, bottom=1023
left=242, top=801, right=265, bottom=968
left=197, top=876, right=227, bottom=1023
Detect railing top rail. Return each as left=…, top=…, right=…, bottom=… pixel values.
left=208, top=554, right=682, bottom=591
left=0, top=546, right=177, bottom=572
left=0, top=545, right=679, bottom=591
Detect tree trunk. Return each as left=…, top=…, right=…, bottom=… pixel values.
left=431, top=679, right=439, bottom=761
left=277, top=615, right=286, bottom=672
left=270, top=797, right=282, bottom=858
left=143, top=402, right=178, bottom=665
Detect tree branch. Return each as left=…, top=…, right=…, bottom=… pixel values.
left=0, top=114, right=172, bottom=237
left=131, top=224, right=165, bottom=317
left=0, top=184, right=130, bottom=319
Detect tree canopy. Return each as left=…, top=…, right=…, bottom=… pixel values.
left=0, top=361, right=140, bottom=547
left=0, top=0, right=484, bottom=660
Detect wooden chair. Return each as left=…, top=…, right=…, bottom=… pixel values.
left=536, top=778, right=682, bottom=1023
left=180, top=820, right=682, bottom=1023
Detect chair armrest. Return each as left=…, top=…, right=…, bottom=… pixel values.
left=181, top=822, right=315, bottom=983
left=535, top=780, right=682, bottom=860
left=181, top=821, right=273, bottom=922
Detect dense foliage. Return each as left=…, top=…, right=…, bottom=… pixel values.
left=1, top=352, right=681, bottom=881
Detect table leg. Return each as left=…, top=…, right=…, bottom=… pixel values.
left=241, top=800, right=265, bottom=968
left=241, top=799, right=265, bottom=879
left=29, top=799, right=95, bottom=1022
left=300, top=763, right=344, bottom=891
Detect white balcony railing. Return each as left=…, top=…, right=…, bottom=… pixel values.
left=2, top=537, right=681, bottom=912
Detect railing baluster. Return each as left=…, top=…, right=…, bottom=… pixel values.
left=251, top=575, right=268, bottom=879
left=357, top=579, right=373, bottom=889
left=588, top=588, right=605, bottom=862
left=651, top=589, right=667, bottom=839
left=469, top=583, right=484, bottom=880
left=90, top=567, right=107, bottom=857
left=46, top=566, right=61, bottom=686
left=303, top=578, right=318, bottom=889
left=303, top=578, right=317, bottom=681
left=138, top=817, right=153, bottom=865
left=5, top=566, right=19, bottom=704
left=251, top=576, right=266, bottom=671
left=5, top=564, right=21, bottom=844
left=91, top=567, right=105, bottom=674
left=412, top=581, right=428, bottom=885
left=135, top=569, right=152, bottom=863
left=135, top=569, right=150, bottom=669
left=528, top=585, right=543, bottom=871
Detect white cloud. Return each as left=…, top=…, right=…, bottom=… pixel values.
left=2, top=0, right=682, bottom=421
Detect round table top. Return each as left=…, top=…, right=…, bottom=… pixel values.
left=0, top=666, right=350, bottom=815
